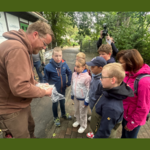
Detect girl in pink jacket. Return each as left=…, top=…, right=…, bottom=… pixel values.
left=71, top=58, right=91, bottom=133
left=116, top=49, right=150, bottom=138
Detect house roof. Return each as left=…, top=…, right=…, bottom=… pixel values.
left=27, top=12, right=48, bottom=22
left=6, top=12, right=48, bottom=23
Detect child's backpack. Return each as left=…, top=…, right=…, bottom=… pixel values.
left=134, top=74, right=150, bottom=121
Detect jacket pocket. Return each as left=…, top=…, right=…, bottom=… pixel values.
left=127, top=105, right=136, bottom=117
left=0, top=111, right=19, bottom=132
left=0, top=120, right=8, bottom=132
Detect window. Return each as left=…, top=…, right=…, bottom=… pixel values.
left=20, top=22, right=28, bottom=32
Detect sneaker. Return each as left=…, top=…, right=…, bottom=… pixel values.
left=78, top=127, right=86, bottom=133
left=88, top=116, right=91, bottom=121
left=5, top=134, right=13, bottom=138
left=62, top=113, right=72, bottom=120
left=54, top=117, right=60, bottom=127
left=87, top=132, right=94, bottom=138
left=72, top=121, right=80, bottom=127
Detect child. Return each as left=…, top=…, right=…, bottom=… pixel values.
left=71, top=58, right=91, bottom=133
left=43, top=47, right=72, bottom=126
left=86, top=56, right=107, bottom=138
left=72, top=52, right=91, bottom=106
left=90, top=63, right=134, bottom=138
left=74, top=52, right=91, bottom=76
left=98, top=43, right=115, bottom=64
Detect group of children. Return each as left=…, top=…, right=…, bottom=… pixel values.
left=43, top=44, right=134, bottom=138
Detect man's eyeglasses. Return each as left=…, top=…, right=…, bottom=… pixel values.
left=39, top=37, right=48, bottom=47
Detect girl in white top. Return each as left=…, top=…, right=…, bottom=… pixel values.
left=71, top=58, right=91, bottom=133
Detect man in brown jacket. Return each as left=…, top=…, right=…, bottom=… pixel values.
left=0, top=20, right=54, bottom=138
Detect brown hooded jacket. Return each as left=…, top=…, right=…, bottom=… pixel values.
left=0, top=29, right=46, bottom=115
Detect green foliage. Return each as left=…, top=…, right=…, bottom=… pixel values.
left=76, top=11, right=150, bottom=65
left=43, top=11, right=74, bottom=46
left=41, top=11, right=150, bottom=65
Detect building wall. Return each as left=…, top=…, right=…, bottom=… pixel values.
left=0, top=12, right=33, bottom=44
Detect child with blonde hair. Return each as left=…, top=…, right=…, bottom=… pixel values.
left=71, top=58, right=91, bottom=133
left=74, top=52, right=91, bottom=76
left=44, top=47, right=72, bottom=127
left=72, top=52, right=91, bottom=106
left=89, top=63, right=134, bottom=138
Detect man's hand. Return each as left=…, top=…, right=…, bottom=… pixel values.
left=124, top=125, right=132, bottom=132
left=45, top=87, right=53, bottom=96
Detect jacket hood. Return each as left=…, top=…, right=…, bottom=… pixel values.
left=3, top=29, right=32, bottom=54
left=103, top=81, right=134, bottom=100
left=49, top=58, right=65, bottom=67
left=107, top=57, right=115, bottom=63
left=92, top=73, right=101, bottom=79
left=125, top=64, right=150, bottom=78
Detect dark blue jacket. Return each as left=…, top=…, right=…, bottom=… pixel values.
left=89, top=73, right=103, bottom=110
left=107, top=57, right=116, bottom=64
left=43, top=59, right=72, bottom=96
left=94, top=82, right=134, bottom=138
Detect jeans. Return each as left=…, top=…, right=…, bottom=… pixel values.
left=121, top=118, right=141, bottom=138
left=34, top=61, right=43, bottom=83
left=52, top=99, right=66, bottom=118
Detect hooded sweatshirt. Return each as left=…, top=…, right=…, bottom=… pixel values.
left=93, top=81, right=134, bottom=138
left=123, top=64, right=150, bottom=130
left=0, top=29, right=46, bottom=115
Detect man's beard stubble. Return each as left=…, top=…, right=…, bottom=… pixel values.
left=32, top=48, right=42, bottom=54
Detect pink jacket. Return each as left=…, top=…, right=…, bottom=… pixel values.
left=123, top=64, right=150, bottom=130
left=71, top=70, right=91, bottom=105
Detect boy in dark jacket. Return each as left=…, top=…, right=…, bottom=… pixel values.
left=86, top=56, right=107, bottom=138
left=90, top=63, right=134, bottom=138
left=98, top=43, right=115, bottom=64
left=43, top=47, right=72, bottom=126
left=86, top=56, right=107, bottom=116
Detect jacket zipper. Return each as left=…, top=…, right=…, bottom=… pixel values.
left=75, top=73, right=78, bottom=97
left=124, top=73, right=132, bottom=118
left=57, top=68, right=63, bottom=93
left=125, top=73, right=131, bottom=85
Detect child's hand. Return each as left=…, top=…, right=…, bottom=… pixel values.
left=124, top=125, right=132, bottom=131
left=83, top=105, right=87, bottom=108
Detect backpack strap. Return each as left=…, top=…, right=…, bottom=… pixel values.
left=134, top=74, right=150, bottom=96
